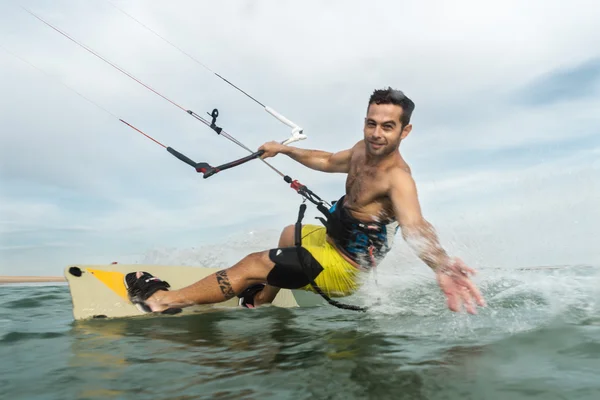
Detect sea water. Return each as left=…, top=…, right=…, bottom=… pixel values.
left=1, top=251, right=599, bottom=399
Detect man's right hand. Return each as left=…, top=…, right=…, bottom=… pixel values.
left=258, top=141, right=287, bottom=159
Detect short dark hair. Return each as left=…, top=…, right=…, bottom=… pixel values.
left=368, top=87, right=415, bottom=128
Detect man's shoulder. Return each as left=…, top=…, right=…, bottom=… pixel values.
left=350, top=140, right=365, bottom=152
left=345, top=140, right=365, bottom=161
left=386, top=163, right=416, bottom=191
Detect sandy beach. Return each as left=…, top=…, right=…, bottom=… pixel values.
left=0, top=276, right=66, bottom=284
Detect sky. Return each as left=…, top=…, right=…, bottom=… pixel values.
left=0, top=0, right=599, bottom=276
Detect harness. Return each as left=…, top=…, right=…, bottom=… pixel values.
left=288, top=177, right=388, bottom=312
left=293, top=201, right=368, bottom=312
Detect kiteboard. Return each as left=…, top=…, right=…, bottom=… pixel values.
left=64, top=263, right=324, bottom=321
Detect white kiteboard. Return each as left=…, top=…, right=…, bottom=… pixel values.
left=64, top=263, right=324, bottom=320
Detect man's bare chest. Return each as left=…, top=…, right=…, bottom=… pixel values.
left=344, top=164, right=389, bottom=208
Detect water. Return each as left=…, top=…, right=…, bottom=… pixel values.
left=2, top=265, right=600, bottom=399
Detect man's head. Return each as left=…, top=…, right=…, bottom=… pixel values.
left=364, top=87, right=415, bottom=157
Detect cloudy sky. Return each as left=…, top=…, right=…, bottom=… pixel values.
left=1, top=0, right=599, bottom=276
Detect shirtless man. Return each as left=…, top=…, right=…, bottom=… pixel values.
left=125, top=87, right=486, bottom=315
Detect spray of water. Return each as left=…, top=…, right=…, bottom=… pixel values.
left=133, top=226, right=599, bottom=343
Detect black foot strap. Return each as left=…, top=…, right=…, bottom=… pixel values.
left=124, top=272, right=182, bottom=315
left=238, top=283, right=266, bottom=309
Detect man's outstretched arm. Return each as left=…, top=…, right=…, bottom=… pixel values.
left=388, top=169, right=450, bottom=270
left=388, top=168, right=486, bottom=313
left=258, top=141, right=356, bottom=173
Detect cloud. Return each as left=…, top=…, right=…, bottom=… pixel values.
left=516, top=58, right=600, bottom=106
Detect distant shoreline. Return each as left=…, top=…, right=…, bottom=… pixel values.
left=0, top=276, right=66, bottom=284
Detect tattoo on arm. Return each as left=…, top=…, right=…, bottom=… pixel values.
left=215, top=270, right=235, bottom=299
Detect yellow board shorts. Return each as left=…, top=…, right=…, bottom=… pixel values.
left=297, top=224, right=362, bottom=298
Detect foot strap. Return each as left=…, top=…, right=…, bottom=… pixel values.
left=125, top=272, right=182, bottom=314
left=238, top=283, right=266, bottom=309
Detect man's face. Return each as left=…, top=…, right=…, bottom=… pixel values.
left=363, top=103, right=411, bottom=157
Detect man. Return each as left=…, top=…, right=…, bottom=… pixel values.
left=125, top=87, right=486, bottom=315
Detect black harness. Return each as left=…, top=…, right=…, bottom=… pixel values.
left=287, top=176, right=368, bottom=312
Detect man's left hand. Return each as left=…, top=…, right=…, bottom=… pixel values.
left=436, top=258, right=486, bottom=314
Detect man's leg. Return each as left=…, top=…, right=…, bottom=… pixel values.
left=252, top=224, right=296, bottom=306
left=134, top=250, right=276, bottom=313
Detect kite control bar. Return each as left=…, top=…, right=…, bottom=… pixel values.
left=167, top=107, right=304, bottom=179
left=166, top=146, right=264, bottom=179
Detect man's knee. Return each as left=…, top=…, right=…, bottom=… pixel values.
left=279, top=224, right=296, bottom=247
left=237, top=250, right=275, bottom=279
left=245, top=250, right=272, bottom=266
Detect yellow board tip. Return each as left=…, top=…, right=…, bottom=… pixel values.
left=86, top=268, right=128, bottom=301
